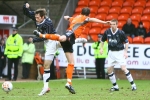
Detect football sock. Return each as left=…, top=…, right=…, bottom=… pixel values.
left=108, top=72, right=118, bottom=88
left=43, top=69, right=50, bottom=88
left=125, top=70, right=134, bottom=85
left=39, top=34, right=59, bottom=41
left=66, top=64, right=74, bottom=85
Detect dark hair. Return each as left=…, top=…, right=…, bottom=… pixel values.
left=111, top=19, right=118, bottom=24
left=35, top=8, right=47, bottom=18
left=139, top=21, right=143, bottom=25
left=81, top=7, right=90, bottom=16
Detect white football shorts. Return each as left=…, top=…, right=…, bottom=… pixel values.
left=107, top=50, right=126, bottom=67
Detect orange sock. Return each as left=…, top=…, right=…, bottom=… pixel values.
left=66, top=64, right=74, bottom=85
left=39, top=34, right=60, bottom=41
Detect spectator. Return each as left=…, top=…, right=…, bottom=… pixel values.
left=92, top=34, right=108, bottom=79
left=21, top=37, right=36, bottom=79
left=136, top=22, right=147, bottom=38
left=122, top=18, right=136, bottom=38
left=4, top=27, right=23, bottom=81
left=0, top=39, right=6, bottom=79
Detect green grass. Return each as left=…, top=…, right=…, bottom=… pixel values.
left=0, top=79, right=150, bottom=100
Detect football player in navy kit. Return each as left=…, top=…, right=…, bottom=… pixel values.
left=100, top=19, right=137, bottom=91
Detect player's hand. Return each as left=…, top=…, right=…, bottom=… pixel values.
left=33, top=30, right=40, bottom=37
left=100, top=49, right=103, bottom=55
left=106, top=21, right=111, bottom=25
left=124, top=51, right=128, bottom=59
left=25, top=3, right=30, bottom=8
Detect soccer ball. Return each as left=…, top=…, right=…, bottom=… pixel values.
left=2, top=81, right=13, bottom=92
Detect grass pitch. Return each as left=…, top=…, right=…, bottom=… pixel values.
left=0, top=79, right=150, bottom=100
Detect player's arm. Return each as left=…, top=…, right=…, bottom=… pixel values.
left=64, top=16, right=72, bottom=20
left=88, top=18, right=109, bottom=24
left=23, top=3, right=36, bottom=21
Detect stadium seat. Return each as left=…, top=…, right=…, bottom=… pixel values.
left=95, top=13, right=107, bottom=21
left=77, top=0, right=89, bottom=7
left=75, top=6, right=84, bottom=13
left=127, top=36, right=133, bottom=44
left=89, top=27, right=101, bottom=35
left=100, top=28, right=108, bottom=35
left=120, top=7, right=132, bottom=15
left=142, top=21, right=150, bottom=33
left=111, top=0, right=123, bottom=8
left=86, top=23, right=92, bottom=28
left=108, top=7, right=121, bottom=15
left=132, top=36, right=144, bottom=44
left=134, top=1, right=146, bottom=8
left=90, top=34, right=98, bottom=42
left=91, top=23, right=103, bottom=29
left=118, top=21, right=126, bottom=29
left=141, top=15, right=150, bottom=22
left=89, top=6, right=98, bottom=14
left=106, top=14, right=118, bottom=20
left=122, top=1, right=134, bottom=8
left=145, top=1, right=150, bottom=8
left=89, top=13, right=96, bottom=17
left=132, top=7, right=143, bottom=15
left=88, top=0, right=100, bottom=7
left=82, top=27, right=90, bottom=38
left=130, top=14, right=141, bottom=22
left=100, top=0, right=112, bottom=7
left=144, top=37, right=150, bottom=44
left=142, top=8, right=150, bottom=16
left=118, top=14, right=130, bottom=21
left=97, top=7, right=109, bottom=14
left=132, top=20, right=139, bottom=28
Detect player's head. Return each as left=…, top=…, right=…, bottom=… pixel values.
left=35, top=8, right=47, bottom=23
left=110, top=19, right=118, bottom=30
left=81, top=7, right=90, bottom=16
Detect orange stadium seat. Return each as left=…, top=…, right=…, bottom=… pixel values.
left=100, top=0, right=112, bottom=7
left=108, top=7, right=121, bottom=15
left=144, top=37, right=150, bottom=44
left=91, top=23, right=103, bottom=29
left=145, top=1, right=150, bottom=8
left=111, top=0, right=123, bottom=8
left=132, top=20, right=139, bottom=28
left=132, top=36, right=144, bottom=44
left=142, top=21, right=150, bottom=33
left=89, top=27, right=101, bottom=35
left=90, top=34, right=98, bottom=42
left=143, top=8, right=150, bottom=15
left=100, top=28, right=108, bottom=35
left=86, top=23, right=92, bottom=28
left=77, top=0, right=89, bottom=7
left=89, top=13, right=96, bottom=17
left=88, top=0, right=100, bottom=7
left=118, top=21, right=126, bottom=29
left=132, top=7, right=144, bottom=15
left=89, top=6, right=98, bottom=14
left=106, top=14, right=118, bottom=20
left=120, top=7, right=132, bottom=15
left=82, top=27, right=90, bottom=38
left=75, top=6, right=84, bottom=13
left=127, top=36, right=133, bottom=44
left=130, top=14, right=141, bottom=22
left=141, top=15, right=150, bottom=22
left=97, top=7, right=109, bottom=14
left=122, top=1, right=134, bottom=8
left=134, top=1, right=146, bottom=8
left=95, top=13, right=107, bottom=21
left=118, top=14, right=130, bottom=21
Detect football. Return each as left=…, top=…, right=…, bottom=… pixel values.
left=2, top=81, right=13, bottom=92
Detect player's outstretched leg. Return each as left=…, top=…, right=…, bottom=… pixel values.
left=65, top=64, right=76, bottom=94
left=125, top=70, right=137, bottom=91
left=38, top=69, right=51, bottom=96
left=33, top=30, right=60, bottom=41
left=108, top=72, right=119, bottom=92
